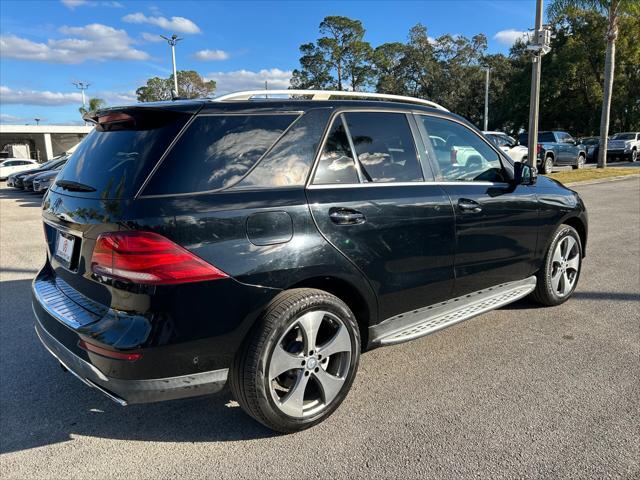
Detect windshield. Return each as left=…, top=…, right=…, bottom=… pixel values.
left=612, top=133, right=636, bottom=140
left=582, top=138, right=598, bottom=145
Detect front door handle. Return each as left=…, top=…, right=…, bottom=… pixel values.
left=457, top=198, right=482, bottom=213
left=329, top=207, right=366, bottom=225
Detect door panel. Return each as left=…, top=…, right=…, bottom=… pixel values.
left=440, top=183, right=540, bottom=295
left=307, top=185, right=456, bottom=320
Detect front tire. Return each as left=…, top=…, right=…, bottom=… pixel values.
left=230, top=288, right=361, bottom=433
left=542, top=155, right=554, bottom=174
left=530, top=224, right=582, bottom=306
left=573, top=154, right=585, bottom=170
left=631, top=149, right=637, bottom=162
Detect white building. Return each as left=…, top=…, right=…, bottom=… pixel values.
left=0, top=124, right=93, bottom=161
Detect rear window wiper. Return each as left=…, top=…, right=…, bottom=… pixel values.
left=55, top=179, right=97, bottom=192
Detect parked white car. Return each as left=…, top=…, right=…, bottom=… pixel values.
left=607, top=132, right=639, bottom=162
left=0, top=158, right=38, bottom=180
left=483, top=131, right=528, bottom=163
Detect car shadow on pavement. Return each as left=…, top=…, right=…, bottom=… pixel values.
left=0, top=186, right=45, bottom=208
left=0, top=278, right=278, bottom=455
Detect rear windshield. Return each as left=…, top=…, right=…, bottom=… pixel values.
left=52, top=110, right=188, bottom=199
left=142, top=114, right=298, bottom=196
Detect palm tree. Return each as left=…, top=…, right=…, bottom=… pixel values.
left=79, top=98, right=106, bottom=117
left=549, top=0, right=637, bottom=168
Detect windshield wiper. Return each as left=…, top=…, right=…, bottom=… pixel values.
left=55, top=179, right=96, bottom=192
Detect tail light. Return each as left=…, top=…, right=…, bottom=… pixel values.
left=91, top=231, right=228, bottom=285
left=537, top=144, right=543, bottom=154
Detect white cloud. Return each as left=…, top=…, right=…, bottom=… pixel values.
left=61, top=0, right=123, bottom=8
left=193, top=49, right=229, bottom=61
left=205, top=69, right=292, bottom=94
left=141, top=32, right=164, bottom=42
left=1, top=86, right=136, bottom=106
left=0, top=24, right=149, bottom=63
left=0, top=113, right=28, bottom=124
left=494, top=29, right=529, bottom=46
left=122, top=13, right=201, bottom=34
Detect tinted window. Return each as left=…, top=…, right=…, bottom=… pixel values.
left=312, top=116, right=359, bottom=185
left=54, top=112, right=188, bottom=199
left=344, top=112, right=423, bottom=183
left=235, top=109, right=330, bottom=189
left=144, top=114, right=297, bottom=195
left=419, top=115, right=506, bottom=182
left=539, top=132, right=556, bottom=142
left=612, top=133, right=636, bottom=140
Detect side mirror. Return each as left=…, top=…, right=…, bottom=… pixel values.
left=514, top=161, right=537, bottom=186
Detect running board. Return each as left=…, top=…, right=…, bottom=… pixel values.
left=370, top=276, right=537, bottom=346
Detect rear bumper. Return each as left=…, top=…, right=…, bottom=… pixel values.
left=34, top=311, right=228, bottom=405
left=31, top=270, right=230, bottom=405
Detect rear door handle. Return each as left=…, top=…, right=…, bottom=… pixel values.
left=457, top=198, right=482, bottom=213
left=329, top=208, right=366, bottom=225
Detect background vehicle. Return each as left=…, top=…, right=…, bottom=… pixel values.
left=578, top=137, right=600, bottom=163
left=23, top=156, right=68, bottom=191
left=32, top=169, right=62, bottom=193
left=0, top=158, right=38, bottom=180
left=518, top=131, right=587, bottom=174
left=7, top=156, right=67, bottom=188
left=33, top=91, right=587, bottom=433
left=483, top=131, right=528, bottom=163
left=607, top=132, right=639, bottom=162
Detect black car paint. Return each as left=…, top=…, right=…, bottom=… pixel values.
left=33, top=99, right=588, bottom=403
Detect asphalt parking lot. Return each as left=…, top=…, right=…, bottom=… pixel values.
left=1, top=178, right=638, bottom=479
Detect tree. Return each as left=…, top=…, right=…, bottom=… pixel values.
left=136, top=70, right=216, bottom=102
left=79, top=97, right=105, bottom=117
left=549, top=0, right=639, bottom=168
left=290, top=16, right=374, bottom=91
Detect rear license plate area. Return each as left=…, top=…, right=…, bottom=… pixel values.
left=55, top=230, right=80, bottom=270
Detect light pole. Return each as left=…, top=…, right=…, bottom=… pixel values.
left=34, top=118, right=41, bottom=126
left=483, top=67, right=490, bottom=131
left=72, top=81, right=90, bottom=110
left=161, top=34, right=183, bottom=96
left=526, top=0, right=552, bottom=167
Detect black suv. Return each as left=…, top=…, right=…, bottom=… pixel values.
left=33, top=92, right=587, bottom=433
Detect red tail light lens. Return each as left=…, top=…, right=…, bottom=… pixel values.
left=78, top=339, right=142, bottom=361
left=91, top=231, right=228, bottom=285
left=537, top=144, right=542, bottom=154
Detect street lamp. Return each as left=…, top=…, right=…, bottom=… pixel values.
left=160, top=34, right=183, bottom=97
left=483, top=67, right=490, bottom=131
left=72, top=81, right=90, bottom=110
left=34, top=118, right=41, bottom=126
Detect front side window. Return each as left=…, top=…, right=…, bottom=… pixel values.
left=143, top=114, right=298, bottom=195
left=418, top=115, right=506, bottom=183
left=343, top=112, right=423, bottom=183
left=312, top=116, right=359, bottom=185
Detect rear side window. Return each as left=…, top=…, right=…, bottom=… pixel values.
left=344, top=112, right=423, bottom=183
left=143, top=114, right=298, bottom=195
left=539, top=132, right=556, bottom=142
left=312, top=116, right=359, bottom=185
left=53, top=110, right=188, bottom=199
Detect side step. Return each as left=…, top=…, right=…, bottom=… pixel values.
left=370, top=276, right=537, bottom=346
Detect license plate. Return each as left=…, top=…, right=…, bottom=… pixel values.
left=55, top=231, right=75, bottom=264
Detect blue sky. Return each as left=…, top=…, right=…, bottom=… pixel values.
left=0, top=0, right=537, bottom=124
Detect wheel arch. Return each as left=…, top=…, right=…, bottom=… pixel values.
left=288, top=275, right=375, bottom=350
left=563, top=216, right=587, bottom=257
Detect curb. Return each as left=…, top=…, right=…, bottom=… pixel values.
left=564, top=174, right=640, bottom=187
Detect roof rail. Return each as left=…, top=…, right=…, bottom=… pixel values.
left=213, top=89, right=448, bottom=111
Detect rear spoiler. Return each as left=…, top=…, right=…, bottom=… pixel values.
left=84, top=104, right=204, bottom=132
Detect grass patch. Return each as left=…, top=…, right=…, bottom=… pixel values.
left=547, top=167, right=639, bottom=184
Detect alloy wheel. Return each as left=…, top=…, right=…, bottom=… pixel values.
left=545, top=157, right=553, bottom=174
left=268, top=310, right=352, bottom=418
left=550, top=236, right=580, bottom=297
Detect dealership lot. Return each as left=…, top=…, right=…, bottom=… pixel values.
left=1, top=179, right=638, bottom=479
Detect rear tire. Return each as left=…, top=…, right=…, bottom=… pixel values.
left=530, top=224, right=582, bottom=306
left=230, top=288, right=361, bottom=433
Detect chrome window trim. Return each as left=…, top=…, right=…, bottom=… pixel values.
left=307, top=181, right=507, bottom=190
left=339, top=113, right=366, bottom=183
left=136, top=111, right=303, bottom=199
